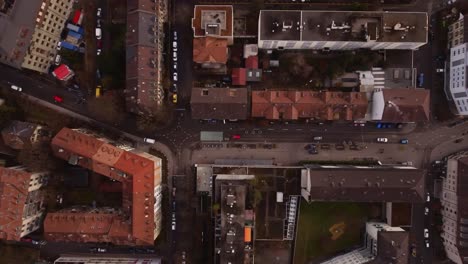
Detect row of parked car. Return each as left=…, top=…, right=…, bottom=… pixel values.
left=171, top=31, right=178, bottom=104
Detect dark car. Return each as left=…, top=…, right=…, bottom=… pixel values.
left=417, top=73, right=424, bottom=87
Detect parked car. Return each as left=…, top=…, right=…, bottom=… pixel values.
left=376, top=138, right=388, bottom=143
left=173, top=31, right=177, bottom=40
left=54, top=54, right=61, bottom=65
left=424, top=228, right=429, bottom=238
left=172, top=93, right=177, bottom=104
left=144, top=138, right=156, bottom=144
left=173, top=41, right=177, bottom=48
left=97, top=49, right=101, bottom=56
left=232, top=134, right=241, bottom=140
left=313, top=136, right=323, bottom=141
left=417, top=73, right=424, bottom=87
left=96, top=19, right=101, bottom=28
left=56, top=41, right=62, bottom=50
left=425, top=240, right=430, bottom=248
left=426, top=192, right=430, bottom=202
left=424, top=207, right=429, bottom=215
left=400, top=139, right=409, bottom=144
left=97, top=248, right=107, bottom=253
left=10, top=85, right=22, bottom=92
left=96, top=7, right=102, bottom=17
left=173, top=72, right=178, bottom=81
left=95, top=28, right=102, bottom=39
left=171, top=84, right=178, bottom=93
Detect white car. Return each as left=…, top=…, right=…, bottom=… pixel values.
left=56, top=42, right=62, bottom=50
left=313, top=136, right=323, bottom=141
left=173, top=51, right=177, bottom=58
left=97, top=248, right=107, bottom=253
left=171, top=221, right=176, bottom=230
left=97, top=49, right=101, bottom=56
left=173, top=41, right=177, bottom=48
left=436, top=68, right=444, bottom=73
left=425, top=240, right=430, bottom=248
left=377, top=137, right=388, bottom=143
left=173, top=63, right=177, bottom=70
left=97, top=8, right=102, bottom=17
left=144, top=138, right=155, bottom=144
left=424, top=228, right=429, bottom=238
left=424, top=207, right=429, bottom=215
left=173, top=72, right=178, bottom=81
left=95, top=28, right=102, bottom=39
left=54, top=54, right=61, bottom=65
left=10, top=85, right=22, bottom=92
left=426, top=192, right=430, bottom=202
left=173, top=31, right=177, bottom=40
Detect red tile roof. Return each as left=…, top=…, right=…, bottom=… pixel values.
left=46, top=128, right=162, bottom=245
left=0, top=167, right=33, bottom=241
left=193, top=37, right=228, bottom=64
left=252, top=90, right=368, bottom=120
left=381, top=88, right=430, bottom=122
left=232, top=68, right=246, bottom=86
left=245, top=56, right=258, bottom=69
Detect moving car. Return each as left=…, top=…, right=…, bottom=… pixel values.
left=53, top=95, right=63, bottom=103
left=436, top=68, right=444, bottom=73
left=313, top=136, right=323, bottom=141
left=400, top=139, right=409, bottom=144
left=10, top=85, right=22, bottom=92
left=376, top=138, right=388, bottom=143
left=424, top=228, right=429, bottom=238
left=232, top=134, right=241, bottom=140
left=144, top=138, right=156, bottom=144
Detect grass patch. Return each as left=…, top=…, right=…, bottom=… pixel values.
left=294, top=202, right=371, bottom=263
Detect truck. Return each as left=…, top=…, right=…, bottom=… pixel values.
left=67, top=30, right=82, bottom=40
left=60, top=41, right=79, bottom=51
left=66, top=23, right=84, bottom=34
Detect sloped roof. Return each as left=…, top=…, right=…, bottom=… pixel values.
left=190, top=87, right=248, bottom=120
left=252, top=90, right=368, bottom=120
left=381, top=88, right=430, bottom=122
left=46, top=128, right=161, bottom=245
left=193, top=37, right=228, bottom=64
left=1, top=121, right=40, bottom=150
left=232, top=68, right=246, bottom=86
left=245, top=56, right=258, bottom=69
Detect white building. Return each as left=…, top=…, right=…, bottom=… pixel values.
left=258, top=10, right=427, bottom=50
left=321, top=222, right=407, bottom=264
left=0, top=166, right=48, bottom=240
left=448, top=43, right=468, bottom=115
left=440, top=153, right=468, bottom=264
left=0, top=0, right=73, bottom=73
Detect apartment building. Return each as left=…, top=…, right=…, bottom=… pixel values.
left=440, top=153, right=468, bottom=264
left=448, top=15, right=467, bottom=49
left=258, top=10, right=427, bottom=50
left=0, top=0, right=73, bottom=73
left=447, top=43, right=468, bottom=115
left=125, top=0, right=167, bottom=115
left=321, top=222, right=409, bottom=264
left=0, top=166, right=48, bottom=241
left=44, top=128, right=162, bottom=245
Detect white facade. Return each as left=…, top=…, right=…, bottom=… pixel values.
left=321, top=222, right=404, bottom=264
left=449, top=44, right=468, bottom=115
left=440, top=155, right=465, bottom=264
left=21, top=0, right=74, bottom=73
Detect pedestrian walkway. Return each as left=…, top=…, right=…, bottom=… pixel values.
left=372, top=67, right=385, bottom=89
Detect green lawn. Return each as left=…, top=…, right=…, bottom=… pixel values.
left=294, top=202, right=371, bottom=263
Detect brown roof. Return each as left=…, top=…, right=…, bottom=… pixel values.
left=381, top=89, right=430, bottom=122
left=193, top=37, right=228, bottom=64
left=125, top=2, right=163, bottom=114
left=252, top=90, right=368, bottom=120
left=1, top=121, right=40, bottom=150
left=46, top=128, right=162, bottom=245
left=0, top=167, right=32, bottom=241
left=305, top=167, right=425, bottom=203
left=192, top=5, right=233, bottom=37
left=191, top=88, right=248, bottom=120
left=367, top=231, right=409, bottom=264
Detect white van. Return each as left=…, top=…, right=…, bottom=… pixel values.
left=144, top=138, right=156, bottom=144
left=95, top=28, right=102, bottom=39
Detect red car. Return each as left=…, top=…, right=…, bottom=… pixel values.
left=232, top=134, right=241, bottom=140
left=53, top=95, right=63, bottom=103
left=20, top=237, right=32, bottom=243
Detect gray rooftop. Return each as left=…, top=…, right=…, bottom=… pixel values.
left=260, top=10, right=427, bottom=44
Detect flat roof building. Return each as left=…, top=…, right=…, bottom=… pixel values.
left=0, top=0, right=73, bottom=73
left=192, top=5, right=233, bottom=44
left=447, top=43, right=468, bottom=115
left=440, top=152, right=468, bottom=263
left=0, top=166, right=48, bottom=241
left=44, top=128, right=162, bottom=246
left=258, top=10, right=428, bottom=50
left=301, top=166, right=425, bottom=203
